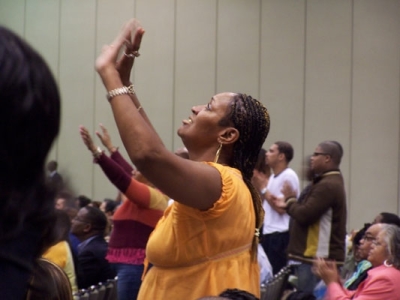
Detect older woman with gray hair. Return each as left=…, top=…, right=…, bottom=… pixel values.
left=314, top=224, right=400, bottom=299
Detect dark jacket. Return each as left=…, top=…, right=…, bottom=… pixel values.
left=76, top=235, right=115, bottom=289
left=286, top=170, right=347, bottom=264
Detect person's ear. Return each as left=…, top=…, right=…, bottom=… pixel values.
left=278, top=152, right=285, bottom=161
left=83, top=223, right=92, bottom=233
left=219, top=127, right=239, bottom=145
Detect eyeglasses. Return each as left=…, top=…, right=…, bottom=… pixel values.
left=372, top=240, right=384, bottom=247
left=73, top=217, right=90, bottom=224
left=312, top=152, right=330, bottom=157
left=362, top=235, right=375, bottom=242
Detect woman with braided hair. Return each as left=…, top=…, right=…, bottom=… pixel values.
left=95, top=19, right=270, bottom=299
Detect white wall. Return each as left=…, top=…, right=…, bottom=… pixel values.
left=1, top=0, right=399, bottom=230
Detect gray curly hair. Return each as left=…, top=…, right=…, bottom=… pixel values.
left=380, top=224, right=400, bottom=269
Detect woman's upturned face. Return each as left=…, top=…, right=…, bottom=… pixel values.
left=367, top=231, right=389, bottom=267
left=177, top=92, right=235, bottom=147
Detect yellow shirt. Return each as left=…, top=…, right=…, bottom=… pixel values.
left=43, top=240, right=78, bottom=293
left=138, top=163, right=259, bottom=300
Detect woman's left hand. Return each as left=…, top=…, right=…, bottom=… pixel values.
left=116, top=19, right=145, bottom=86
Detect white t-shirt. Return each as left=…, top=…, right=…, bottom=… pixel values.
left=262, top=168, right=299, bottom=234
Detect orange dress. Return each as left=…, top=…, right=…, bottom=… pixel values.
left=138, top=162, right=259, bottom=300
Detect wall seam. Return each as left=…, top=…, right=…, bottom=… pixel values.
left=258, top=0, right=262, bottom=100
left=92, top=0, right=99, bottom=199
left=301, top=0, right=307, bottom=189
left=215, top=0, right=219, bottom=94
left=172, top=0, right=177, bottom=151
left=348, top=0, right=354, bottom=223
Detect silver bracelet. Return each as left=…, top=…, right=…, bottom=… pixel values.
left=106, top=84, right=135, bottom=102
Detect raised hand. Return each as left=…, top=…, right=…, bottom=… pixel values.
left=96, top=124, right=114, bottom=152
left=79, top=125, right=97, bottom=153
left=116, top=19, right=145, bottom=86
left=95, top=19, right=145, bottom=87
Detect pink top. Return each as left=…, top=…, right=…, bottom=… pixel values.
left=327, top=264, right=400, bottom=299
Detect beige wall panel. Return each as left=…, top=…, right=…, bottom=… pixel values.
left=25, top=0, right=61, bottom=163
left=0, top=0, right=25, bottom=35
left=134, top=0, right=175, bottom=150
left=304, top=1, right=352, bottom=220
left=92, top=0, right=136, bottom=201
left=217, top=0, right=260, bottom=95
left=350, top=0, right=400, bottom=229
left=57, top=0, right=97, bottom=197
left=260, top=0, right=306, bottom=179
left=174, top=0, right=217, bottom=150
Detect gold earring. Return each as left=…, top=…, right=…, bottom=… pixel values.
left=214, top=143, right=223, bottom=163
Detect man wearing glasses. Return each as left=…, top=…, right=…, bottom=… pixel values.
left=71, top=206, right=116, bottom=289
left=275, top=140, right=347, bottom=294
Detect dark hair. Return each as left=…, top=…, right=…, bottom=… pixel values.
left=26, top=258, right=72, bottom=300
left=0, top=27, right=60, bottom=254
left=83, top=206, right=108, bottom=234
left=219, top=288, right=258, bottom=300
left=353, top=223, right=371, bottom=246
left=275, top=141, right=294, bottom=163
left=379, top=212, right=400, bottom=227
left=219, top=93, right=270, bottom=259
left=47, top=160, right=58, bottom=171
left=52, top=210, right=72, bottom=244
left=253, top=148, right=270, bottom=175
left=319, top=141, right=343, bottom=165
left=103, top=198, right=118, bottom=214
left=76, top=195, right=92, bottom=208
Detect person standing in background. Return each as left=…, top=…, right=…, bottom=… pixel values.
left=276, top=141, right=347, bottom=294
left=262, top=141, right=299, bottom=274
left=47, top=160, right=64, bottom=193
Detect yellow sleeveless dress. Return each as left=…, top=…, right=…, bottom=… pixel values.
left=138, top=162, right=259, bottom=300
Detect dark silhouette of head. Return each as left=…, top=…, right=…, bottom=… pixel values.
left=253, top=148, right=270, bottom=176
left=374, top=212, right=400, bottom=227
left=0, top=26, right=60, bottom=255
left=47, top=161, right=58, bottom=173
left=26, top=258, right=73, bottom=300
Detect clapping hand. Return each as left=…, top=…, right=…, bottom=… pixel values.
left=313, top=257, right=340, bottom=285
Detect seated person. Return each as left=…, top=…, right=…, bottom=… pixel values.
left=343, top=223, right=372, bottom=290
left=27, top=258, right=72, bottom=300
left=373, top=212, right=400, bottom=226
left=42, top=210, right=78, bottom=293
left=315, top=224, right=400, bottom=299
left=71, top=206, right=116, bottom=289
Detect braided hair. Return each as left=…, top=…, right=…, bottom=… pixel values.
left=219, top=93, right=270, bottom=260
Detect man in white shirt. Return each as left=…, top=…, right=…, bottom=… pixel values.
left=261, top=141, right=299, bottom=274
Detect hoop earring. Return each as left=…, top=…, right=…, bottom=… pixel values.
left=384, top=259, right=393, bottom=267
left=214, top=143, right=223, bottom=163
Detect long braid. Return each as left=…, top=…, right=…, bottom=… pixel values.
left=220, top=93, right=270, bottom=260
